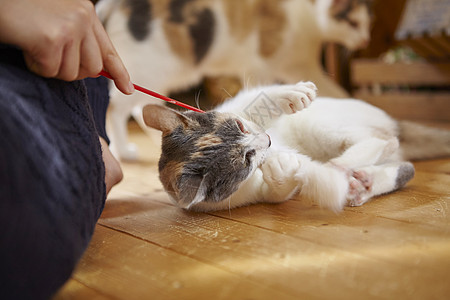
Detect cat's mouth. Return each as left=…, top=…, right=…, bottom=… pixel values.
left=267, top=134, right=271, bottom=147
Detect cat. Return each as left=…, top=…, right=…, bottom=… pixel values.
left=142, top=81, right=450, bottom=212
left=96, top=0, right=372, bottom=160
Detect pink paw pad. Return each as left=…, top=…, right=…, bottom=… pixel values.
left=347, top=170, right=373, bottom=206
left=352, top=170, right=372, bottom=191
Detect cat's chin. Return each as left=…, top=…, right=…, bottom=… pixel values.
left=170, top=182, right=260, bottom=212
left=180, top=201, right=227, bottom=212
left=177, top=196, right=251, bottom=212
left=165, top=187, right=233, bottom=212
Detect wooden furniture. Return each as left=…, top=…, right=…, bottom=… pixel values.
left=351, top=60, right=450, bottom=121
left=325, top=0, right=450, bottom=121
left=351, top=0, right=450, bottom=121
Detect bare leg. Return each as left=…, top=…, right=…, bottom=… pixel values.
left=99, top=137, right=123, bottom=194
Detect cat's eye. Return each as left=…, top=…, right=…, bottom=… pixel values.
left=236, top=119, right=247, bottom=134
left=348, top=20, right=359, bottom=28
left=245, top=149, right=256, bottom=164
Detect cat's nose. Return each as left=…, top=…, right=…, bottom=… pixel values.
left=267, top=134, right=271, bottom=147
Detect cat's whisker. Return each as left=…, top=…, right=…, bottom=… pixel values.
left=195, top=90, right=203, bottom=111
left=221, top=88, right=233, bottom=99
left=244, top=74, right=253, bottom=91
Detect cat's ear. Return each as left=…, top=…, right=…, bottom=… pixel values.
left=178, top=174, right=208, bottom=209
left=143, top=104, right=189, bottom=134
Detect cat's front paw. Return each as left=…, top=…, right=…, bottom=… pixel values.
left=262, top=152, right=300, bottom=184
left=264, top=82, right=317, bottom=115
left=281, top=81, right=317, bottom=114
left=261, top=152, right=302, bottom=202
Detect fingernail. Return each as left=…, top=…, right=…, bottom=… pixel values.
left=128, top=81, right=135, bottom=94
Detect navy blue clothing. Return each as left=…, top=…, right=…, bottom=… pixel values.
left=0, top=47, right=108, bottom=299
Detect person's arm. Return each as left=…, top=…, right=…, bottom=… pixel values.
left=0, top=0, right=134, bottom=95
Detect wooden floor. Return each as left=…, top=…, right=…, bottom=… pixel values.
left=54, top=122, right=450, bottom=300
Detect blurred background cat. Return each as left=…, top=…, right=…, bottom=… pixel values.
left=96, top=0, right=372, bottom=160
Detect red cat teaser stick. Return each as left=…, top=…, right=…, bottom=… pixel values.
left=99, top=70, right=205, bottom=113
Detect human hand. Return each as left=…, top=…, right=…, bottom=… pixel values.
left=0, top=0, right=134, bottom=94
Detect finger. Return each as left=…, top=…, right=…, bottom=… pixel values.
left=23, top=45, right=63, bottom=78
left=77, top=31, right=103, bottom=80
left=56, top=39, right=81, bottom=81
left=93, top=18, right=133, bottom=94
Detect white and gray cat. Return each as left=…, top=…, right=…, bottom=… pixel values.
left=96, top=0, right=372, bottom=160
left=143, top=81, right=450, bottom=212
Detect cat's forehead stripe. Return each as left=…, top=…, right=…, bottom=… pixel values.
left=195, top=134, right=223, bottom=149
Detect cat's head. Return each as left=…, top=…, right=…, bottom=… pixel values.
left=143, top=104, right=271, bottom=210
left=318, top=0, right=372, bottom=50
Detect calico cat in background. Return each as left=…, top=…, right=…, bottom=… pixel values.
left=96, top=0, right=372, bottom=160
left=142, top=81, right=450, bottom=212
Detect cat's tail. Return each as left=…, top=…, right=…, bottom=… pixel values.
left=296, top=162, right=349, bottom=212
left=95, top=0, right=120, bottom=23
left=398, top=121, right=450, bottom=160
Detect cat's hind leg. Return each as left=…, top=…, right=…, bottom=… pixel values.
left=330, top=137, right=400, bottom=169
left=347, top=162, right=415, bottom=206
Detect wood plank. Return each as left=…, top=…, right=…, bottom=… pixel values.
left=98, top=194, right=450, bottom=300
left=351, top=60, right=450, bottom=85
left=403, top=37, right=448, bottom=60
left=211, top=200, right=450, bottom=269
left=430, top=34, right=450, bottom=54
left=352, top=92, right=450, bottom=121
left=414, top=158, right=450, bottom=173
left=53, top=279, right=112, bottom=300
left=345, top=188, right=450, bottom=228
left=70, top=225, right=301, bottom=300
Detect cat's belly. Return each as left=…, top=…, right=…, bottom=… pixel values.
left=269, top=98, right=398, bottom=162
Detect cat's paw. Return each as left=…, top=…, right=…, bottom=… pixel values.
left=327, top=163, right=374, bottom=207
left=261, top=152, right=302, bottom=203
left=283, top=81, right=317, bottom=114
left=261, top=152, right=300, bottom=189
left=265, top=81, right=317, bottom=114
left=262, top=152, right=301, bottom=185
